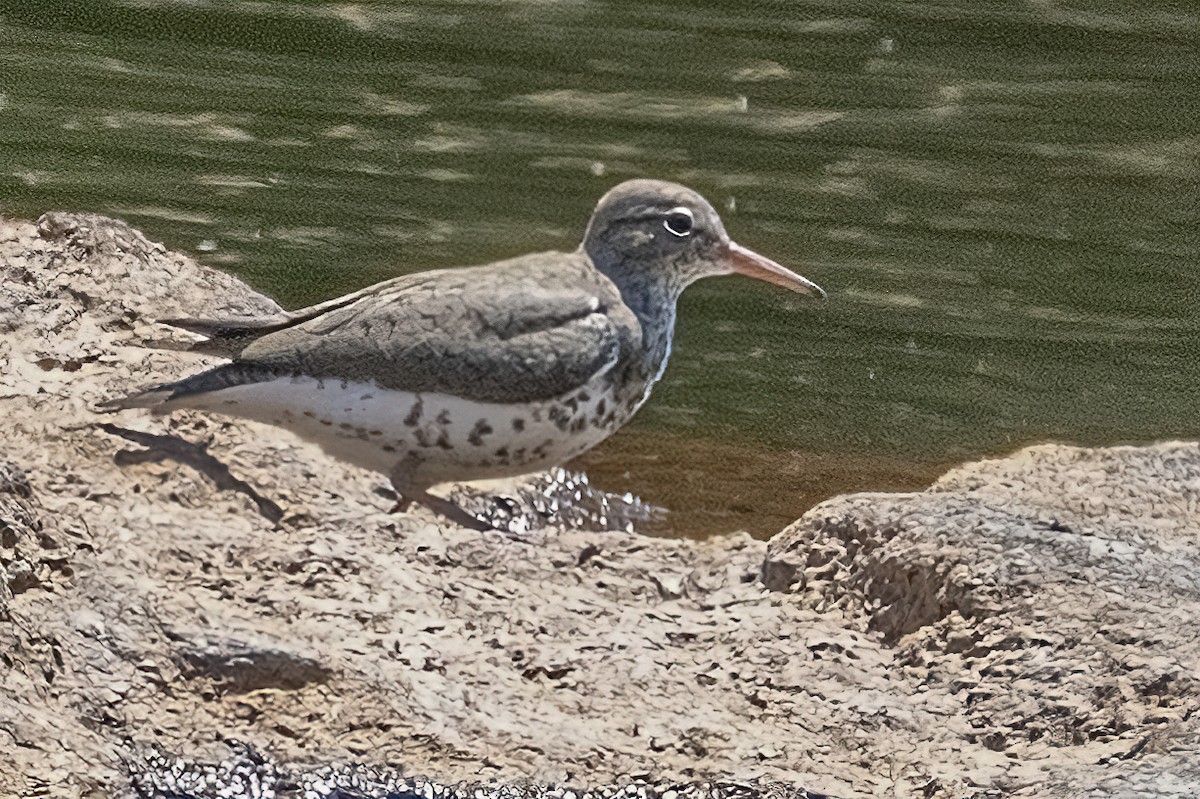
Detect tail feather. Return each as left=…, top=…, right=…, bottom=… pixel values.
left=96, top=385, right=177, bottom=412
left=98, top=363, right=278, bottom=412
left=160, top=316, right=283, bottom=337
left=159, top=316, right=290, bottom=357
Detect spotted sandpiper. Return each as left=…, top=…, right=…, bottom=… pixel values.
left=103, top=180, right=824, bottom=530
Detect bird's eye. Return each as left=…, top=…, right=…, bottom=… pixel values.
left=663, top=207, right=694, bottom=237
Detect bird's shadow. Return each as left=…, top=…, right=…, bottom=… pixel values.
left=97, top=423, right=285, bottom=526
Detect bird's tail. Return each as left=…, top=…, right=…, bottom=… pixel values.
left=96, top=382, right=182, bottom=413
left=153, top=316, right=288, bottom=357
left=97, top=363, right=272, bottom=413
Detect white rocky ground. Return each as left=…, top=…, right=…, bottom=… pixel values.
left=1, top=214, right=1197, bottom=799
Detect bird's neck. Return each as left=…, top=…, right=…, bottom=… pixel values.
left=595, top=256, right=686, bottom=326
left=595, top=261, right=683, bottom=412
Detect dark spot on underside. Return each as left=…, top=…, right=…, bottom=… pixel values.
left=467, top=419, right=494, bottom=446
left=404, top=399, right=423, bottom=427
left=548, top=405, right=571, bottom=432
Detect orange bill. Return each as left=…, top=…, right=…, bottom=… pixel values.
left=727, top=241, right=825, bottom=297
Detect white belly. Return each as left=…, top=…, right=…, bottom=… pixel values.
left=179, top=375, right=623, bottom=487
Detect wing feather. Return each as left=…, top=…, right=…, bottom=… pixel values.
left=159, top=253, right=638, bottom=406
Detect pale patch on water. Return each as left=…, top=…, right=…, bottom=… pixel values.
left=322, top=123, right=366, bottom=140
left=752, top=111, right=845, bottom=134
left=411, top=134, right=479, bottom=154
left=843, top=288, right=927, bottom=309
left=203, top=125, right=255, bottom=142
left=826, top=227, right=888, bottom=249
left=530, top=156, right=639, bottom=176
left=196, top=175, right=273, bottom=190
left=361, top=92, right=428, bottom=117
left=929, top=85, right=965, bottom=117
left=1124, top=238, right=1200, bottom=259
left=510, top=89, right=843, bottom=135
left=1024, top=0, right=1199, bottom=34
left=342, top=161, right=392, bottom=176
left=785, top=17, right=873, bottom=34
left=113, top=0, right=213, bottom=7
left=417, top=169, right=473, bottom=182
left=1096, top=141, right=1200, bottom=178
left=95, top=57, right=136, bottom=74
left=117, top=206, right=216, bottom=225
left=1022, top=141, right=1200, bottom=177
left=731, top=61, right=792, bottom=83
left=818, top=174, right=875, bottom=199
left=410, top=125, right=651, bottom=163
left=327, top=4, right=377, bottom=31
left=100, top=111, right=256, bottom=142
left=267, top=227, right=343, bottom=248
left=113, top=0, right=417, bottom=30
left=12, top=171, right=53, bottom=187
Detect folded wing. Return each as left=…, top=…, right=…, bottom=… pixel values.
left=118, top=254, right=638, bottom=408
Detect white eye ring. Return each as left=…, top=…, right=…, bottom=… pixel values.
left=663, top=206, right=694, bottom=237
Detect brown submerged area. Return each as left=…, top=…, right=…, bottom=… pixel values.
left=3, top=213, right=1200, bottom=799
left=576, top=433, right=948, bottom=539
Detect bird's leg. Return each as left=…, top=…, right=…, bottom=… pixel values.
left=411, top=490, right=491, bottom=533
left=388, top=459, right=489, bottom=532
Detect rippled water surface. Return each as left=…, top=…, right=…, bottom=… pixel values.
left=3, top=1, right=1199, bottom=536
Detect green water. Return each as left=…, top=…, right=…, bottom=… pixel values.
left=3, top=1, right=1199, bottom=535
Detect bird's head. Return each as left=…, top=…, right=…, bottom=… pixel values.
left=581, top=179, right=825, bottom=299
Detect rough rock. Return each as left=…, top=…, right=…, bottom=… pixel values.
left=1, top=213, right=1197, bottom=799
left=126, top=742, right=834, bottom=799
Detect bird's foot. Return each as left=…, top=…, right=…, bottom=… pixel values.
left=389, top=485, right=491, bottom=533
left=417, top=493, right=491, bottom=533
left=390, top=464, right=507, bottom=534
